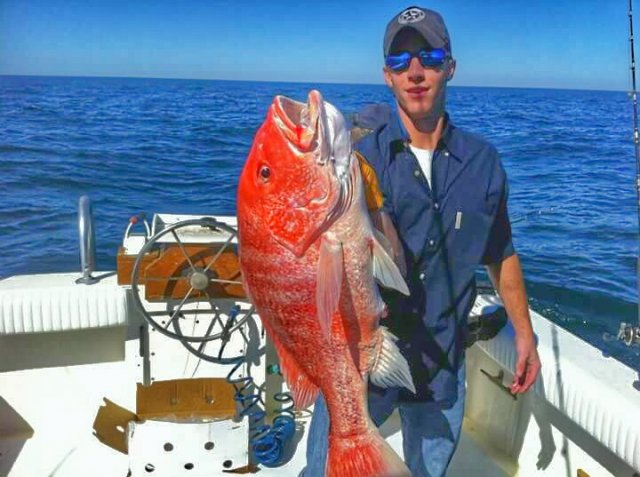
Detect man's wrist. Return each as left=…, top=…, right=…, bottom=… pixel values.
left=513, top=323, right=535, bottom=342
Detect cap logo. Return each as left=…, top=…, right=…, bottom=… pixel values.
left=398, top=7, right=425, bottom=24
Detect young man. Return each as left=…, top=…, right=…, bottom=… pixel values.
left=305, top=6, right=541, bottom=476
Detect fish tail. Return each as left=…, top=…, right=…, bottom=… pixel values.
left=327, top=427, right=410, bottom=477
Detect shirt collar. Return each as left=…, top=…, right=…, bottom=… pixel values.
left=387, top=109, right=464, bottom=163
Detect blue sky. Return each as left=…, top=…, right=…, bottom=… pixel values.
left=0, top=0, right=633, bottom=90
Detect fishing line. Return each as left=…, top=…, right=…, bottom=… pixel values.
left=510, top=206, right=558, bottom=225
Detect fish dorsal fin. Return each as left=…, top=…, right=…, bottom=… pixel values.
left=369, top=326, right=416, bottom=394
left=371, top=232, right=410, bottom=296
left=316, top=234, right=343, bottom=339
left=262, top=320, right=319, bottom=410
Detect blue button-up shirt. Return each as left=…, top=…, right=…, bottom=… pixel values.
left=355, top=105, right=515, bottom=403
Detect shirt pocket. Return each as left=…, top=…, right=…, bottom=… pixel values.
left=448, top=202, right=494, bottom=267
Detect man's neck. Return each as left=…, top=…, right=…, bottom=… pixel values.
left=398, top=106, right=446, bottom=150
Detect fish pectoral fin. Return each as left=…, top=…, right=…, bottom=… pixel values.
left=370, top=327, right=416, bottom=393
left=316, top=235, right=343, bottom=338
left=373, top=227, right=394, bottom=256
left=372, top=233, right=410, bottom=296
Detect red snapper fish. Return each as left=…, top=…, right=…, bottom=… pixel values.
left=237, top=90, right=414, bottom=477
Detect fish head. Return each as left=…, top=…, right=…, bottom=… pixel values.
left=238, top=90, right=353, bottom=257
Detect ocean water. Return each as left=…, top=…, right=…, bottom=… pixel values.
left=1, top=75, right=639, bottom=369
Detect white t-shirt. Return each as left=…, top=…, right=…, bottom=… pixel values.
left=409, top=145, right=433, bottom=188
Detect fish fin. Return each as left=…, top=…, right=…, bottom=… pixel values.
left=316, top=235, right=343, bottom=339
left=262, top=323, right=319, bottom=410
left=371, top=234, right=410, bottom=296
left=369, top=327, right=416, bottom=394
left=372, top=228, right=394, bottom=256
left=327, top=423, right=410, bottom=477
left=285, top=357, right=320, bottom=411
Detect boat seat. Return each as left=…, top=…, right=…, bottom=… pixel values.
left=0, top=272, right=128, bottom=371
left=0, top=272, right=126, bottom=334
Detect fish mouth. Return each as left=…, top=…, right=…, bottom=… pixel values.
left=273, top=90, right=326, bottom=153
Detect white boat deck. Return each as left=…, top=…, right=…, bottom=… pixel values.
left=1, top=214, right=639, bottom=476
left=0, top=308, right=510, bottom=477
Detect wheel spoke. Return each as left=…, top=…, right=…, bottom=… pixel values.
left=171, top=230, right=198, bottom=271
left=203, top=233, right=236, bottom=274
left=165, top=287, right=194, bottom=329
left=201, top=290, right=225, bottom=329
left=208, top=277, right=243, bottom=285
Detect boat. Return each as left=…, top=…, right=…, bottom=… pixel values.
left=1, top=206, right=639, bottom=477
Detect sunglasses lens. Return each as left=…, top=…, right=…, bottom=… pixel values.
left=386, top=49, right=447, bottom=71
left=385, top=52, right=411, bottom=72
left=419, top=48, right=446, bottom=67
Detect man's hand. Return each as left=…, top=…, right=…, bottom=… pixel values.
left=487, top=254, right=541, bottom=394
left=511, top=332, right=541, bottom=394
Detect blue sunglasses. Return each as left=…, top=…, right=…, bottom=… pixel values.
left=385, top=48, right=448, bottom=72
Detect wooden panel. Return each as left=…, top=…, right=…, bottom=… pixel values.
left=116, top=246, right=160, bottom=286
left=136, top=378, right=236, bottom=422
left=143, top=244, right=245, bottom=300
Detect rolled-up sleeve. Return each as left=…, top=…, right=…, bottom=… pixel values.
left=482, top=182, right=515, bottom=265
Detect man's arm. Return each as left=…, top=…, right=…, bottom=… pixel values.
left=486, top=254, right=541, bottom=394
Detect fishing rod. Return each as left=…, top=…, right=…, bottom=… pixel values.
left=617, top=0, right=640, bottom=346
left=630, top=0, right=640, bottom=254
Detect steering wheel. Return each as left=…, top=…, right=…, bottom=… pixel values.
left=130, top=217, right=253, bottom=343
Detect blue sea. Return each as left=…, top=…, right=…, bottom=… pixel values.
left=1, top=75, right=639, bottom=369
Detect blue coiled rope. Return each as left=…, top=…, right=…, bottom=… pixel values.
left=173, top=304, right=297, bottom=466
left=222, top=307, right=296, bottom=467
left=226, top=359, right=296, bottom=466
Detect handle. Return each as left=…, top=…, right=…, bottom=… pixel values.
left=480, top=368, right=517, bottom=401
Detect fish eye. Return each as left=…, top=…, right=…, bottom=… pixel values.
left=259, top=165, right=271, bottom=180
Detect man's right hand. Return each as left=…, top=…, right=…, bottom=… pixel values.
left=511, top=332, right=541, bottom=394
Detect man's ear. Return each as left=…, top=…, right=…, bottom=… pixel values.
left=383, top=67, right=393, bottom=88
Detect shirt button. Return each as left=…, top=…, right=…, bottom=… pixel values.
left=419, top=272, right=425, bottom=280
left=428, top=239, right=435, bottom=247
left=434, top=202, right=440, bottom=210
left=414, top=170, right=420, bottom=177
left=444, top=150, right=450, bottom=157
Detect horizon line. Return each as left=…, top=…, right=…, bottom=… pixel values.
left=0, top=73, right=628, bottom=94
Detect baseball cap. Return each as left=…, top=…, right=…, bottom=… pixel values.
left=383, top=6, right=452, bottom=57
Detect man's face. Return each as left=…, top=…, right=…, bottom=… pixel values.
left=383, top=28, right=455, bottom=122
